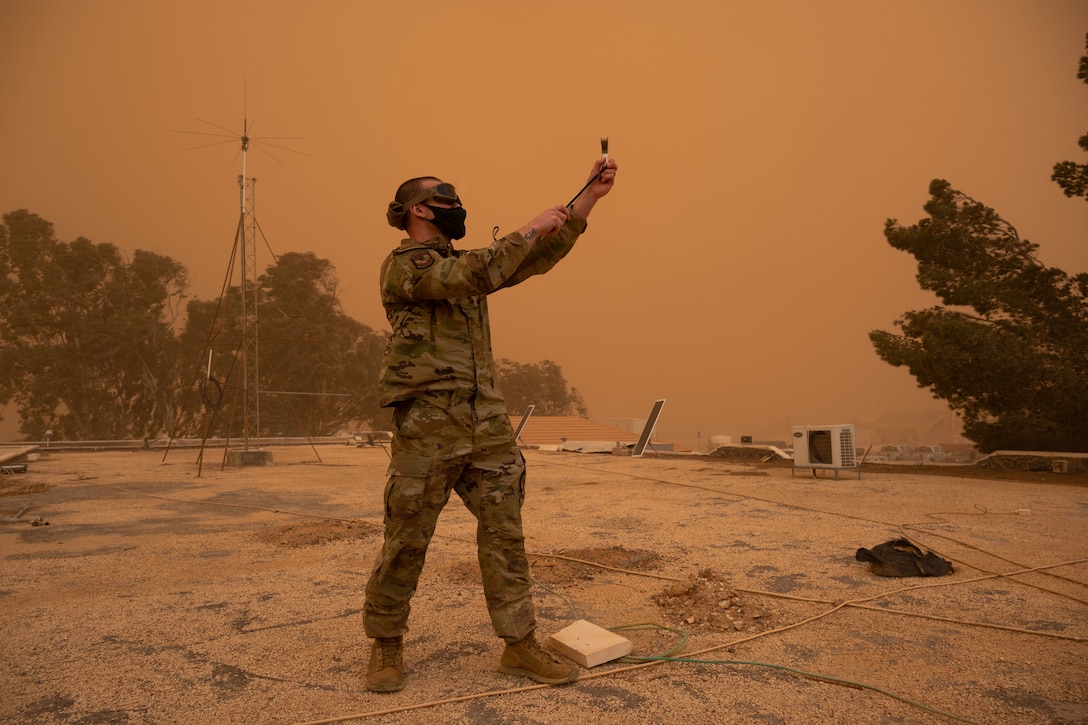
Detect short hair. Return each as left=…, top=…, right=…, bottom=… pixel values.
left=395, top=176, right=441, bottom=207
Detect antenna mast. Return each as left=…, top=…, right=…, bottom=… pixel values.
left=171, top=92, right=306, bottom=468
left=237, top=116, right=262, bottom=450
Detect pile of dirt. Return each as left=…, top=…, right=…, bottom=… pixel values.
left=651, top=568, right=779, bottom=634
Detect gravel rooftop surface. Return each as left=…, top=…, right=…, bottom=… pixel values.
left=1, top=445, right=1086, bottom=725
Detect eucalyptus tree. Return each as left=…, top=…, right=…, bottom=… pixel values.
left=0, top=210, right=188, bottom=439
left=174, top=251, right=387, bottom=438
left=256, top=251, right=386, bottom=436
left=494, top=358, right=588, bottom=417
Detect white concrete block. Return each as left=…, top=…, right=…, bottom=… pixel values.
left=547, top=619, right=633, bottom=668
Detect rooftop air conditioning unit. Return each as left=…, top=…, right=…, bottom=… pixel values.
left=791, top=424, right=859, bottom=479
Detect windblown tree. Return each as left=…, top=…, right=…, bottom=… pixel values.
left=872, top=38, right=1088, bottom=453
left=869, top=180, right=1088, bottom=452
left=173, top=251, right=387, bottom=438
left=494, top=358, right=587, bottom=416
left=0, top=210, right=188, bottom=439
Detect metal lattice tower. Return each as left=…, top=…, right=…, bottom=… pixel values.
left=238, top=171, right=261, bottom=448
left=173, top=98, right=305, bottom=464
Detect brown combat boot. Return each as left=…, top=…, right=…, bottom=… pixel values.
left=498, top=634, right=578, bottom=685
left=365, top=636, right=405, bottom=692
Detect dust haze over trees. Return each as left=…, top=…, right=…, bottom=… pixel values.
left=168, top=253, right=391, bottom=438
left=0, top=213, right=586, bottom=440
left=869, top=37, right=1088, bottom=453
left=0, top=213, right=388, bottom=440
left=0, top=210, right=188, bottom=440
left=493, top=358, right=587, bottom=417
left=240, top=251, right=386, bottom=437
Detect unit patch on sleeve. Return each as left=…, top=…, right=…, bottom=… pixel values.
left=410, top=251, right=435, bottom=270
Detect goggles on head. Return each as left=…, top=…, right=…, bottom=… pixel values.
left=386, top=182, right=461, bottom=229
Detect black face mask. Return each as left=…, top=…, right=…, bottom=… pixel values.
left=424, top=204, right=467, bottom=240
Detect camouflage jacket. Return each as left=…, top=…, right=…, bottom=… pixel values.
left=377, top=216, right=588, bottom=420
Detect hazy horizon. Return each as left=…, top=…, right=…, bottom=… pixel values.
left=2, top=1, right=1086, bottom=448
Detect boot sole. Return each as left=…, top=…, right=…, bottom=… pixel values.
left=497, top=663, right=578, bottom=685
left=365, top=679, right=405, bottom=693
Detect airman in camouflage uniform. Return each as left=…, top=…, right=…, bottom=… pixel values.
left=363, top=157, right=617, bottom=692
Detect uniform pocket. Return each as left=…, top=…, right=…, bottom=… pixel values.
left=386, top=453, right=433, bottom=479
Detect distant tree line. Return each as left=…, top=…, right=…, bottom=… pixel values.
left=0, top=211, right=586, bottom=440
left=869, top=35, right=1088, bottom=453
left=494, top=358, right=587, bottom=417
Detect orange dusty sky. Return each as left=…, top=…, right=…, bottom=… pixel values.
left=2, top=1, right=1086, bottom=447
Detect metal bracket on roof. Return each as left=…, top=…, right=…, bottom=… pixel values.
left=631, top=399, right=666, bottom=458
left=513, top=405, right=535, bottom=446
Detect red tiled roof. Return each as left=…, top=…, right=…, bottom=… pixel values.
left=509, top=415, right=644, bottom=447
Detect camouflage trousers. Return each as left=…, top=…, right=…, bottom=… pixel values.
left=363, top=397, right=536, bottom=643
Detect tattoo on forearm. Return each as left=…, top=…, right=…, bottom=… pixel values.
left=524, top=228, right=538, bottom=243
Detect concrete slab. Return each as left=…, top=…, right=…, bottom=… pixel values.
left=549, top=619, right=633, bottom=667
